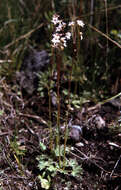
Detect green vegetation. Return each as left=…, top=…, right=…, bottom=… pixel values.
left=37, top=143, right=82, bottom=189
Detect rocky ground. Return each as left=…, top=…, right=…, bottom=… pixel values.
left=0, top=77, right=121, bottom=190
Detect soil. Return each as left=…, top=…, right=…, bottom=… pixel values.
left=0, top=80, right=121, bottom=190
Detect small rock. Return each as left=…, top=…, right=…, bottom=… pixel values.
left=94, top=115, right=105, bottom=129
left=87, top=114, right=105, bottom=129
left=69, top=125, right=83, bottom=142
left=16, top=47, right=50, bottom=95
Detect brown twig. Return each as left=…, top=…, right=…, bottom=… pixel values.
left=4, top=23, right=43, bottom=49
left=18, top=112, right=47, bottom=125
left=110, top=155, right=121, bottom=178
left=88, top=24, right=121, bottom=49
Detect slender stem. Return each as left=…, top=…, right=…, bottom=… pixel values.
left=49, top=48, right=54, bottom=151
left=48, top=87, right=53, bottom=151
left=56, top=50, right=61, bottom=167
left=104, top=0, right=109, bottom=73
left=63, top=63, right=72, bottom=169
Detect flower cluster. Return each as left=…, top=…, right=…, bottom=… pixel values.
left=51, top=14, right=84, bottom=50
left=51, top=14, right=70, bottom=49
left=68, top=19, right=85, bottom=41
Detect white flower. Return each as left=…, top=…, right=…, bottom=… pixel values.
left=77, top=20, right=85, bottom=27
left=80, top=32, right=83, bottom=40
left=80, top=35, right=83, bottom=40
left=65, top=32, right=71, bottom=40
left=55, top=22, right=66, bottom=32
left=68, top=21, right=75, bottom=26
left=61, top=36, right=66, bottom=42
left=51, top=14, right=60, bottom=25
left=61, top=37, right=67, bottom=46
left=52, top=33, right=60, bottom=42
left=61, top=37, right=67, bottom=47
left=63, top=42, right=67, bottom=47
left=51, top=33, right=61, bottom=47
left=55, top=24, right=63, bottom=32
